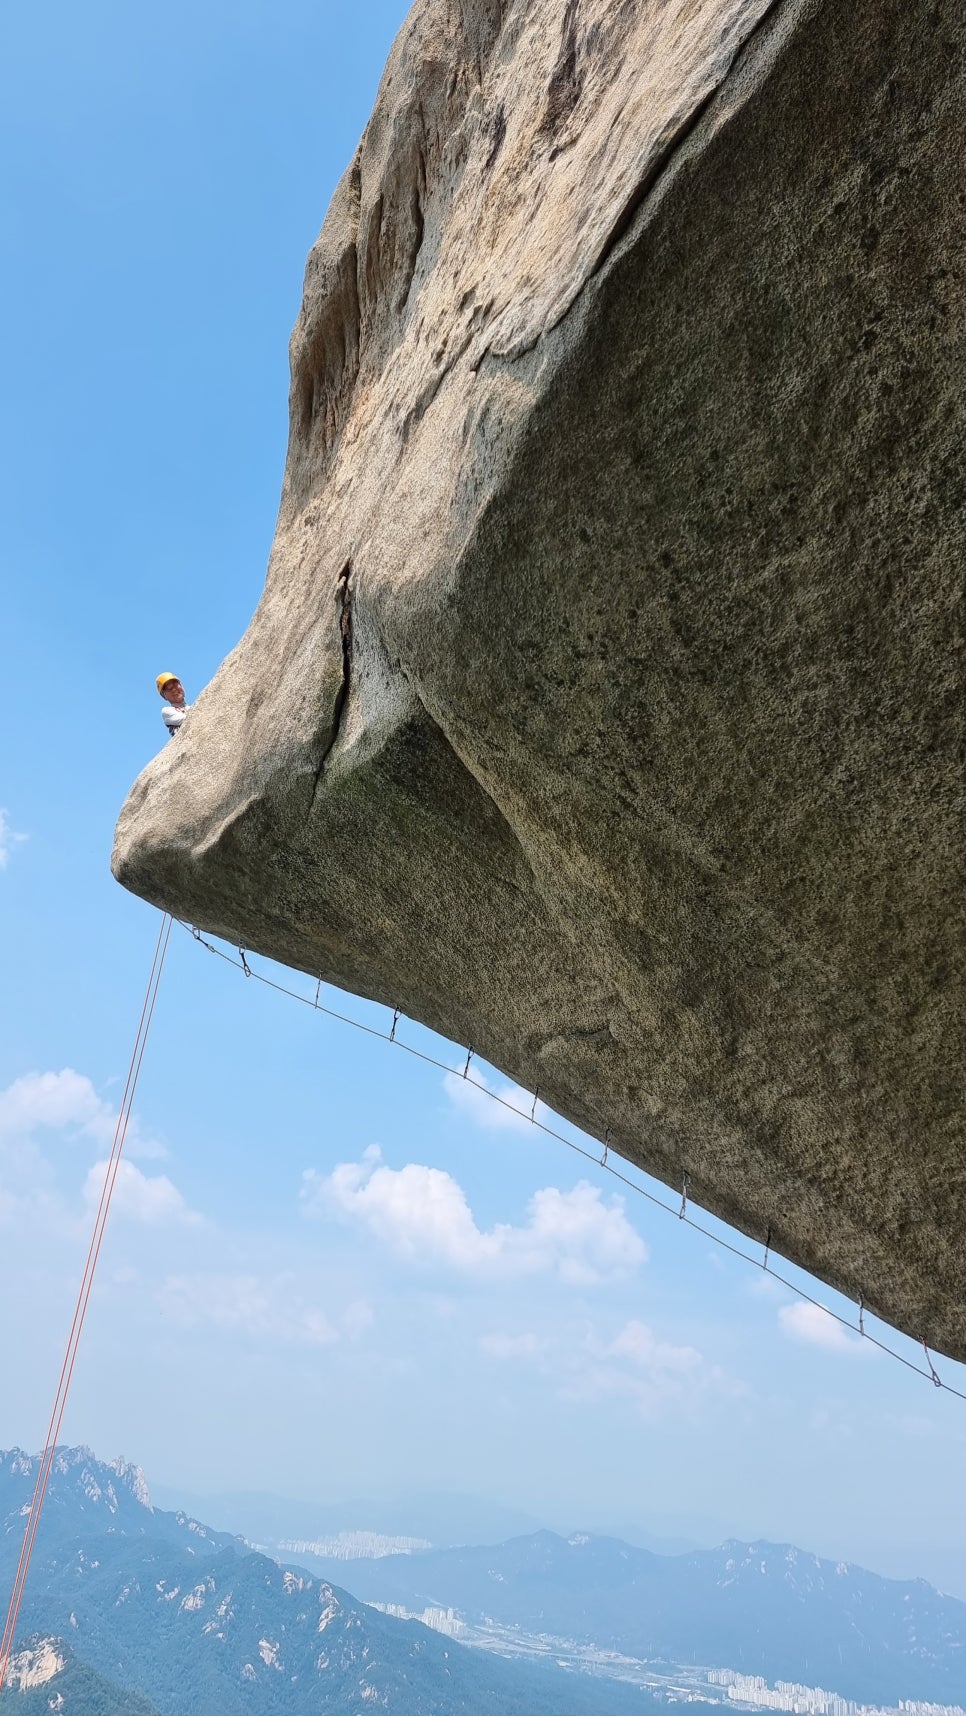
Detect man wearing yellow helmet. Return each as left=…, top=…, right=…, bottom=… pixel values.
left=156, top=673, right=189, bottom=737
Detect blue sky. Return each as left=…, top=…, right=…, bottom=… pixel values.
left=2, top=0, right=965, bottom=1604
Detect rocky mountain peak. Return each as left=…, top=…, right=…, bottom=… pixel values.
left=4, top=1638, right=64, bottom=1691
left=107, top=1458, right=152, bottom=1511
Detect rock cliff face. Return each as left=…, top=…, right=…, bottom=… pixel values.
left=113, top=0, right=965, bottom=1358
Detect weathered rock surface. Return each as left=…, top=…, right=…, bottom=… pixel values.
left=114, top=0, right=966, bottom=1357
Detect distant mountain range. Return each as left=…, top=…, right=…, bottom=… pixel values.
left=147, top=1483, right=550, bottom=1554
left=305, top=1527, right=966, bottom=1706
left=0, top=1448, right=652, bottom=1716
left=3, top=1448, right=965, bottom=1712
left=147, top=1482, right=698, bottom=1561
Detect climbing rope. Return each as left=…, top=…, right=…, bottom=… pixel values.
left=0, top=915, right=172, bottom=1693
left=177, top=918, right=966, bottom=1407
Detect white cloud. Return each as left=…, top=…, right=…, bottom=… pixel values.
left=779, top=1300, right=860, bottom=1353
left=0, top=1072, right=176, bottom=1241
left=0, top=1070, right=109, bottom=1138
left=556, top=1318, right=721, bottom=1420
left=0, top=1069, right=166, bottom=1160
left=0, top=809, right=27, bottom=869
left=479, top=1319, right=713, bottom=1412
left=479, top=1332, right=542, bottom=1359
left=84, top=1159, right=200, bottom=1226
left=302, top=1147, right=646, bottom=1284
left=605, top=1318, right=704, bottom=1376
left=526, top=1183, right=647, bottom=1284
left=158, top=1272, right=345, bottom=1348
left=443, top=1067, right=545, bottom=1132
left=0, top=1073, right=100, bottom=1230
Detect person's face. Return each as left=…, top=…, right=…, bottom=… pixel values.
left=161, top=678, right=185, bottom=707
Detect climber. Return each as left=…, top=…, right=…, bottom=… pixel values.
left=157, top=673, right=189, bottom=737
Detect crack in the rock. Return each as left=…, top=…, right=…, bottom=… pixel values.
left=310, top=562, right=354, bottom=813
left=485, top=0, right=800, bottom=369
left=540, top=0, right=582, bottom=138
left=584, top=0, right=802, bottom=291
left=483, top=101, right=507, bottom=174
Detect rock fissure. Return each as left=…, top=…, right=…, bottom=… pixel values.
left=586, top=0, right=807, bottom=287
left=491, top=0, right=809, bottom=369
left=541, top=0, right=583, bottom=139
left=483, top=101, right=507, bottom=173
left=309, top=564, right=354, bottom=812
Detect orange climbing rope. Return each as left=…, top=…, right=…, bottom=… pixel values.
left=0, top=914, right=172, bottom=1694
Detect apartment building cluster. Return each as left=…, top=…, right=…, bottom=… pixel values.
left=707, top=1669, right=965, bottom=1716
left=277, top=1531, right=431, bottom=1560
left=369, top=1601, right=466, bottom=1638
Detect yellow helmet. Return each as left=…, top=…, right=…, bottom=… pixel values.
left=156, top=672, right=179, bottom=692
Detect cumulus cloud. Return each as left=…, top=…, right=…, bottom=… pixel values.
left=478, top=1317, right=728, bottom=1423
left=84, top=1159, right=200, bottom=1226
left=0, top=1073, right=104, bottom=1229
left=558, top=1318, right=718, bottom=1419
left=477, top=1318, right=720, bottom=1422
left=0, top=1069, right=166, bottom=1160
left=0, top=1070, right=109, bottom=1139
left=604, top=1318, right=704, bottom=1375
left=158, top=1272, right=365, bottom=1348
left=443, top=1067, right=545, bottom=1132
left=301, top=1147, right=646, bottom=1284
left=778, top=1300, right=860, bottom=1353
left=0, top=809, right=27, bottom=869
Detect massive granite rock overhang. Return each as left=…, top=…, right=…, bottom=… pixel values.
left=113, top=0, right=966, bottom=1359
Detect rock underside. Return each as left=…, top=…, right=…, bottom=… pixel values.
left=114, top=0, right=965, bottom=1358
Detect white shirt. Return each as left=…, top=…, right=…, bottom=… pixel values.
left=162, top=703, right=190, bottom=735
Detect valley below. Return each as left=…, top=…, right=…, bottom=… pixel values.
left=2, top=1449, right=964, bottom=1716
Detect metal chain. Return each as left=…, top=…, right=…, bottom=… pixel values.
left=177, top=919, right=966, bottom=1406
